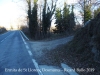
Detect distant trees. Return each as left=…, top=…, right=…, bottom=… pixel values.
left=10, top=25, right=13, bottom=30
left=55, top=2, right=75, bottom=34
left=20, top=25, right=29, bottom=32
left=25, top=0, right=76, bottom=39
left=55, top=8, right=63, bottom=33
left=20, top=25, right=29, bottom=36
left=0, top=27, right=7, bottom=34
left=14, top=0, right=100, bottom=39
left=26, top=0, right=76, bottom=35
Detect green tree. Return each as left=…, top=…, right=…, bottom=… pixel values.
left=94, top=7, right=100, bottom=18
left=55, top=2, right=74, bottom=33
left=26, top=0, right=38, bottom=38
left=55, top=8, right=63, bottom=33
left=42, top=0, right=57, bottom=36
left=31, top=0, right=38, bottom=39
left=69, top=5, right=76, bottom=32
left=26, top=0, right=32, bottom=37
left=42, top=0, right=47, bottom=35
left=78, top=0, right=97, bottom=24
left=84, top=5, right=92, bottom=23
left=62, top=2, right=70, bottom=31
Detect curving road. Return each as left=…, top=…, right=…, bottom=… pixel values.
left=0, top=31, right=39, bottom=75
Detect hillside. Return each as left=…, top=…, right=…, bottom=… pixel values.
left=69, top=12, right=100, bottom=62
left=42, top=13, right=100, bottom=75
left=64, top=12, right=100, bottom=75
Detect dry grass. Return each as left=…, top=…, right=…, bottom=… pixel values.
left=40, top=42, right=100, bottom=75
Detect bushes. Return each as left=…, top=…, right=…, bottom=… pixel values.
left=20, top=25, right=30, bottom=37
left=0, top=27, right=7, bottom=34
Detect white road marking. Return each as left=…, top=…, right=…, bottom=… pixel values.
left=20, top=30, right=29, bottom=40
left=26, top=45, right=30, bottom=49
left=61, top=63, right=79, bottom=75
left=19, top=31, right=43, bottom=75
left=28, top=50, right=33, bottom=56
left=32, top=59, right=43, bottom=75
left=24, top=41, right=26, bottom=44
left=24, top=42, right=27, bottom=45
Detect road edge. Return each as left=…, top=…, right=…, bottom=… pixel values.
left=20, top=30, right=29, bottom=40
left=0, top=31, right=11, bottom=43
left=19, top=31, right=43, bottom=75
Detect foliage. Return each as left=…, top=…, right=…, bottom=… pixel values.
left=84, top=5, right=92, bottom=23
left=20, top=26, right=29, bottom=32
left=78, top=0, right=93, bottom=24
left=31, top=0, right=38, bottom=38
left=20, top=25, right=30, bottom=36
left=55, top=8, right=63, bottom=33
left=26, top=0, right=57, bottom=39
left=55, top=3, right=75, bottom=34
left=69, top=5, right=76, bottom=32
left=27, top=0, right=32, bottom=37
left=0, top=27, right=7, bottom=34
left=27, top=0, right=38, bottom=38
left=62, top=2, right=70, bottom=31
left=94, top=7, right=100, bottom=18
left=42, top=0, right=48, bottom=35
left=42, top=0, right=57, bottom=36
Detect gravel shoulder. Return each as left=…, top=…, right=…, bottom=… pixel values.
left=28, top=36, right=73, bottom=65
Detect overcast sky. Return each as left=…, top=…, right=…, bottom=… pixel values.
left=0, top=0, right=27, bottom=29
left=0, top=0, right=79, bottom=29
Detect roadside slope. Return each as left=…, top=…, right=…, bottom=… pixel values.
left=48, top=13, right=100, bottom=75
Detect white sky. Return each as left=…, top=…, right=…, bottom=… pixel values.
left=0, top=0, right=79, bottom=29
left=0, top=0, right=27, bottom=29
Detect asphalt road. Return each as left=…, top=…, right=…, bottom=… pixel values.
left=0, top=31, right=39, bottom=75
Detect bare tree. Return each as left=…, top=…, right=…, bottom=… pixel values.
left=77, top=0, right=100, bottom=25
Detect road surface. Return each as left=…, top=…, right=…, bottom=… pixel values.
left=0, top=31, right=39, bottom=75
